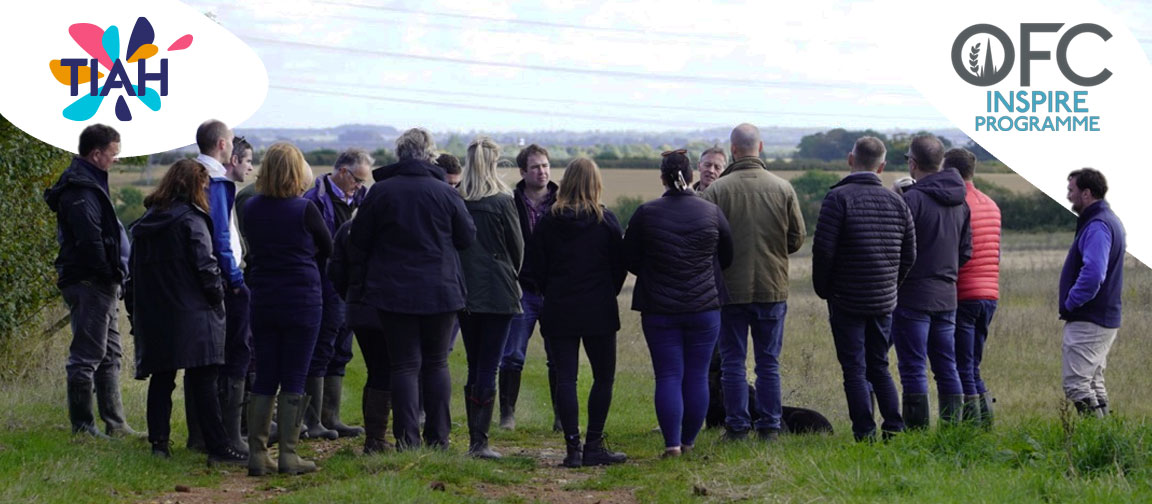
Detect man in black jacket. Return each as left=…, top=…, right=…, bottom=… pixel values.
left=43, top=124, right=139, bottom=438
left=812, top=136, right=916, bottom=441
left=892, top=135, right=972, bottom=429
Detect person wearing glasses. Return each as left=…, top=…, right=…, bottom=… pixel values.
left=624, top=149, right=733, bottom=458
left=300, top=148, right=373, bottom=441
left=892, top=135, right=972, bottom=430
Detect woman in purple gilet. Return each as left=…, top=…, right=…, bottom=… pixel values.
left=240, top=142, right=332, bottom=476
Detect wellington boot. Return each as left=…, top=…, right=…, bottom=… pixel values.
left=278, top=393, right=318, bottom=475
left=961, top=395, right=982, bottom=426
left=301, top=377, right=338, bottom=440
left=498, top=369, right=521, bottom=430
left=246, top=394, right=277, bottom=477
left=220, top=376, right=249, bottom=454
left=938, top=394, right=965, bottom=427
left=185, top=384, right=206, bottom=453
left=322, top=376, right=364, bottom=438
left=467, top=388, right=502, bottom=459
left=67, top=380, right=109, bottom=439
left=582, top=433, right=626, bottom=466
left=977, top=392, right=994, bottom=429
left=95, top=375, right=142, bottom=438
left=362, top=387, right=394, bottom=455
left=903, top=393, right=930, bottom=430
left=562, top=434, right=582, bottom=468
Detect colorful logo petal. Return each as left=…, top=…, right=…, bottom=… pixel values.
left=49, top=59, right=104, bottom=86
left=127, top=44, right=158, bottom=63
left=67, top=23, right=112, bottom=70
left=125, top=17, right=155, bottom=62
left=167, top=34, right=193, bottom=51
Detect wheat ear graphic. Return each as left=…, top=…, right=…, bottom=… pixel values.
left=969, top=43, right=981, bottom=75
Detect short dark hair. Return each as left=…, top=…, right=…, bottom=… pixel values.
left=435, top=153, right=462, bottom=175
left=195, top=119, right=230, bottom=154
left=232, top=136, right=253, bottom=160
left=516, top=144, right=549, bottom=171
left=1068, top=168, right=1108, bottom=199
left=909, top=135, right=944, bottom=172
left=78, top=124, right=120, bottom=157
left=851, top=136, right=886, bottom=170
left=660, top=150, right=693, bottom=189
left=943, top=148, right=977, bottom=180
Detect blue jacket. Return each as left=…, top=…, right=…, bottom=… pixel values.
left=1059, top=200, right=1126, bottom=328
left=206, top=177, right=244, bottom=289
left=303, top=174, right=365, bottom=235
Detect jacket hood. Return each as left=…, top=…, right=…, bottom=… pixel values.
left=549, top=207, right=607, bottom=229
left=908, top=168, right=967, bottom=206
left=131, top=202, right=200, bottom=238
left=44, top=157, right=105, bottom=211
left=372, top=158, right=446, bottom=182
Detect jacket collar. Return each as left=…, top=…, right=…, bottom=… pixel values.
left=831, top=171, right=881, bottom=189
left=196, top=153, right=228, bottom=179
left=1076, top=200, right=1110, bottom=231
left=720, top=156, right=766, bottom=177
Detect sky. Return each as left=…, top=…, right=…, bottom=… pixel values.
left=184, top=0, right=1152, bottom=132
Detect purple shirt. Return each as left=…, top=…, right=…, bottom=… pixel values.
left=521, top=191, right=549, bottom=234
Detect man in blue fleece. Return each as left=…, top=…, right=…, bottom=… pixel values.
left=1059, top=168, right=1126, bottom=417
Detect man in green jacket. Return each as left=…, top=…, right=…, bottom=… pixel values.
left=701, top=123, right=805, bottom=441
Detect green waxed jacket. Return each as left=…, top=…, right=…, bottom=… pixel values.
left=701, top=156, right=805, bottom=304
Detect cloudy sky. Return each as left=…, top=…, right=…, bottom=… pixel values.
left=184, top=0, right=1152, bottom=132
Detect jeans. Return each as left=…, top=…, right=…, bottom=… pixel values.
left=382, top=311, right=455, bottom=450
left=459, top=312, right=514, bottom=399
left=220, top=285, right=252, bottom=379
left=827, top=304, right=904, bottom=438
left=642, top=310, right=720, bottom=448
left=148, top=365, right=228, bottom=452
left=549, top=330, right=617, bottom=439
left=61, top=281, right=122, bottom=384
left=348, top=303, right=390, bottom=391
left=500, top=291, right=545, bottom=371
left=955, top=300, right=997, bottom=396
left=309, top=286, right=350, bottom=377
left=718, top=302, right=786, bottom=431
left=892, top=306, right=962, bottom=396
left=250, top=304, right=323, bottom=395
left=1061, top=321, right=1119, bottom=403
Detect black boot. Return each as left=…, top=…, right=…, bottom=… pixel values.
left=185, top=381, right=206, bottom=452
left=938, top=394, right=964, bottom=427
left=903, top=393, right=930, bottom=430
left=362, top=387, right=394, bottom=455
left=322, top=376, right=364, bottom=438
left=301, top=377, right=338, bottom=440
left=219, top=376, right=248, bottom=454
left=151, top=439, right=171, bottom=458
left=67, top=380, right=109, bottom=439
left=562, top=434, right=582, bottom=468
left=467, top=388, right=502, bottom=459
left=582, top=433, right=626, bottom=466
left=498, top=369, right=520, bottom=430
left=1097, top=399, right=1110, bottom=416
left=962, top=395, right=982, bottom=425
left=95, top=374, right=141, bottom=438
left=977, top=392, right=994, bottom=429
left=1074, top=398, right=1102, bottom=418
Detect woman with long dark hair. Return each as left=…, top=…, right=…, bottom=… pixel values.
left=457, top=137, right=524, bottom=459
left=624, top=150, right=733, bottom=457
left=521, top=157, right=627, bottom=468
left=242, top=142, right=331, bottom=476
left=127, top=159, right=246, bottom=465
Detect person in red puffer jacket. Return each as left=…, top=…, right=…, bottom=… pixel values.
left=948, top=148, right=1001, bottom=429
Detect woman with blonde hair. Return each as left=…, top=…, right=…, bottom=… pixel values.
left=240, top=142, right=332, bottom=476
left=456, top=137, right=524, bottom=459
left=521, top=157, right=627, bottom=468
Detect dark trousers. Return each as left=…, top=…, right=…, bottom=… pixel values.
left=828, top=304, right=904, bottom=438
left=382, top=311, right=455, bottom=449
left=459, top=312, right=514, bottom=398
left=718, top=302, right=786, bottom=431
left=892, top=306, right=962, bottom=395
left=309, top=286, right=353, bottom=377
left=61, top=281, right=122, bottom=385
left=220, top=285, right=252, bottom=379
left=251, top=304, right=323, bottom=395
left=642, top=310, right=720, bottom=448
left=148, top=365, right=228, bottom=451
left=549, top=330, right=617, bottom=439
left=349, top=303, right=390, bottom=391
left=955, top=300, right=997, bottom=395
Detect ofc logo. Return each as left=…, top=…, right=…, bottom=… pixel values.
left=950, top=23, right=1112, bottom=87
left=51, top=16, right=192, bottom=122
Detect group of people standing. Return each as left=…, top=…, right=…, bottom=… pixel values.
left=44, top=119, right=1127, bottom=474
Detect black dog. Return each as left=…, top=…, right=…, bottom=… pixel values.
left=706, top=352, right=833, bottom=435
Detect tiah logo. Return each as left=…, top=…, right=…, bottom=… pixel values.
left=51, top=17, right=192, bottom=122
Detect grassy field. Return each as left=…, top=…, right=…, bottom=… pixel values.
left=1, top=230, right=1150, bottom=503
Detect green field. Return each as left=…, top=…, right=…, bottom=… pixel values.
left=1, top=230, right=1150, bottom=503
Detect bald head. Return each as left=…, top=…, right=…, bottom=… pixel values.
left=730, top=123, right=762, bottom=158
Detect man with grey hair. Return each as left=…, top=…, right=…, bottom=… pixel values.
left=702, top=123, right=805, bottom=442
left=300, top=148, right=374, bottom=440
left=693, top=146, right=727, bottom=191
left=373, top=128, right=442, bottom=182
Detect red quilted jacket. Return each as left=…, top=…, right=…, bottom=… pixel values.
left=957, top=182, right=1001, bottom=300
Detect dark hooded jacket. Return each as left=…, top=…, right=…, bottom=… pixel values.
left=43, top=157, right=129, bottom=288
left=624, top=189, right=734, bottom=314
left=352, top=158, right=476, bottom=315
left=812, top=172, right=917, bottom=315
left=521, top=208, right=626, bottom=335
left=329, top=219, right=383, bottom=333
left=897, top=168, right=972, bottom=312
left=126, top=201, right=225, bottom=379
left=459, top=193, right=524, bottom=314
